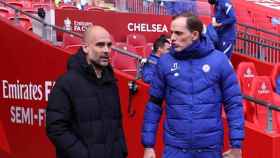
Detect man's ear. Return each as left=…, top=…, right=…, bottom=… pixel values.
left=82, top=44, right=88, bottom=54
left=192, top=31, right=199, bottom=41
left=157, top=47, right=163, bottom=56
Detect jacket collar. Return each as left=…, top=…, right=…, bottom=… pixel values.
left=67, top=48, right=116, bottom=85
left=170, top=35, right=215, bottom=60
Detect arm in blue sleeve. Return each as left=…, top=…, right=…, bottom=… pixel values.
left=141, top=61, right=166, bottom=147
left=142, top=63, right=155, bottom=84
left=220, top=2, right=236, bottom=26
left=220, top=57, right=244, bottom=148
left=141, top=100, right=163, bottom=148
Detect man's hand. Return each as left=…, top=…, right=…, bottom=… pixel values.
left=143, top=148, right=156, bottom=158
left=140, top=58, right=148, bottom=66
left=212, top=21, right=222, bottom=27
left=212, top=17, right=222, bottom=27
left=223, top=148, right=242, bottom=158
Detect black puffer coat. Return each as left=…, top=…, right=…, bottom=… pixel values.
left=46, top=48, right=127, bottom=158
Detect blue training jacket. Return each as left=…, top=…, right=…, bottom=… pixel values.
left=214, top=0, right=237, bottom=42
left=141, top=53, right=160, bottom=84
left=206, top=24, right=219, bottom=47
left=141, top=35, right=244, bottom=150
left=164, top=1, right=197, bottom=15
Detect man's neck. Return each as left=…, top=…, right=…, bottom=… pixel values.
left=91, top=64, right=103, bottom=79
left=155, top=51, right=161, bottom=57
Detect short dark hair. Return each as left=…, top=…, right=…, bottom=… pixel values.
left=172, top=12, right=203, bottom=37
left=153, top=35, right=170, bottom=53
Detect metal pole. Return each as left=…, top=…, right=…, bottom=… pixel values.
left=266, top=106, right=274, bottom=133
left=14, top=9, right=19, bottom=25
left=42, top=22, right=47, bottom=40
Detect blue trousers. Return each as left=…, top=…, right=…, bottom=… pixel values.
left=163, top=145, right=222, bottom=158
left=217, top=41, right=235, bottom=59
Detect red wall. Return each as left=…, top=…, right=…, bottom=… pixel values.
left=0, top=16, right=280, bottom=158
left=55, top=9, right=211, bottom=43
left=0, top=17, right=67, bottom=158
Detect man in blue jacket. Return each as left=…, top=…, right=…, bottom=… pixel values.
left=142, top=13, right=244, bottom=158
left=208, top=0, right=237, bottom=59
left=141, top=35, right=170, bottom=84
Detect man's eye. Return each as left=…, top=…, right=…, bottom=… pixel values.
left=107, top=42, right=112, bottom=47
left=171, top=31, right=182, bottom=36
left=96, top=42, right=105, bottom=47
left=96, top=42, right=112, bottom=47
left=175, top=31, right=182, bottom=35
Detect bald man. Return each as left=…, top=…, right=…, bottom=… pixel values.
left=46, top=26, right=128, bottom=158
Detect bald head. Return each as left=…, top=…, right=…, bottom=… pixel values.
left=83, top=25, right=111, bottom=44
left=82, top=25, right=112, bottom=69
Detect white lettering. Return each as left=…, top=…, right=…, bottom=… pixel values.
left=73, top=21, right=93, bottom=32
left=2, top=80, right=8, bottom=98
left=9, top=84, right=17, bottom=99
left=152, top=24, right=157, bottom=32
left=10, top=106, right=46, bottom=127
left=81, top=26, right=87, bottom=32
left=10, top=106, right=15, bottom=123
left=135, top=23, right=141, bottom=32
left=141, top=23, right=146, bottom=32
left=38, top=109, right=46, bottom=127
left=45, top=81, right=55, bottom=102
left=162, top=24, right=168, bottom=32
left=15, top=107, right=21, bottom=124
left=128, top=23, right=133, bottom=31
left=22, top=107, right=33, bottom=125
left=23, top=86, right=29, bottom=99
left=74, top=25, right=81, bottom=31
left=127, top=23, right=168, bottom=33
left=37, top=85, right=43, bottom=101
left=257, top=90, right=270, bottom=94
left=1, top=80, right=43, bottom=101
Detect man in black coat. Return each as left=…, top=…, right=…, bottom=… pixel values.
left=46, top=25, right=128, bottom=158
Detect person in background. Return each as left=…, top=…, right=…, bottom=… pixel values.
left=54, top=0, right=62, bottom=7
left=276, top=75, right=280, bottom=94
left=73, top=0, right=89, bottom=10
left=46, top=25, right=127, bottom=158
left=142, top=12, right=244, bottom=158
left=141, top=35, right=170, bottom=84
left=208, top=0, right=237, bottom=59
left=203, top=23, right=219, bottom=48
left=163, top=0, right=197, bottom=15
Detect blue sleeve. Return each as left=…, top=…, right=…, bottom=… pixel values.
left=276, top=75, right=280, bottom=94
left=141, top=60, right=166, bottom=147
left=149, top=59, right=166, bottom=98
left=141, top=102, right=162, bottom=148
left=142, top=63, right=155, bottom=84
left=219, top=1, right=236, bottom=26
left=220, top=57, right=244, bottom=148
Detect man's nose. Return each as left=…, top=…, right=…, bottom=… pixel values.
left=104, top=46, right=111, bottom=52
left=170, top=34, right=176, bottom=42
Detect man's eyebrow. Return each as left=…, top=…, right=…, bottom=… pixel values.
left=172, top=31, right=183, bottom=35
left=95, top=42, right=112, bottom=46
left=96, top=42, right=105, bottom=46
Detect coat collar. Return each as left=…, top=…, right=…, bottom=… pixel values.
left=67, top=48, right=116, bottom=85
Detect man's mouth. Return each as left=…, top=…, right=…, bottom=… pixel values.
left=100, top=56, right=109, bottom=62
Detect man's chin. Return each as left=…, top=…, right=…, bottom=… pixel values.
left=99, top=62, right=109, bottom=67
left=174, top=48, right=183, bottom=52
left=92, top=62, right=109, bottom=69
